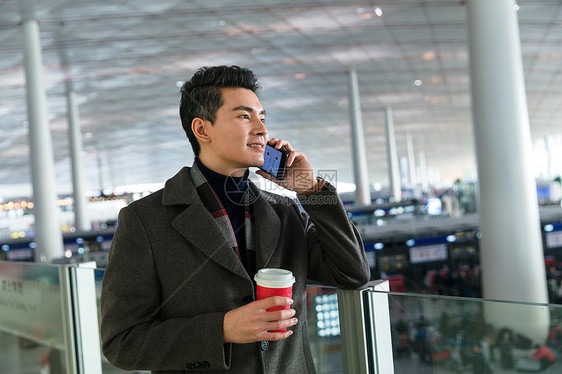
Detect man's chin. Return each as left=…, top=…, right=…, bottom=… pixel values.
left=230, top=157, right=263, bottom=172
left=251, top=158, right=265, bottom=168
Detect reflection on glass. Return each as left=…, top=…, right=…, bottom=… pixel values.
left=307, top=286, right=343, bottom=373
left=0, top=261, right=66, bottom=374
left=383, top=292, right=562, bottom=373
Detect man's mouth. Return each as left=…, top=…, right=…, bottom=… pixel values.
left=247, top=143, right=265, bottom=149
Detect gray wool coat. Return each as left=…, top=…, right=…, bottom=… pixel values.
left=100, top=167, right=370, bottom=373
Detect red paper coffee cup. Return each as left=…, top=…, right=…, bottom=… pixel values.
left=254, top=268, right=296, bottom=332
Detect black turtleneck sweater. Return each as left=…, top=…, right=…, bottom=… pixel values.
left=195, top=158, right=249, bottom=268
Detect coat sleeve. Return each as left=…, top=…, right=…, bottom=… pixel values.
left=100, top=206, right=232, bottom=371
left=296, top=182, right=371, bottom=289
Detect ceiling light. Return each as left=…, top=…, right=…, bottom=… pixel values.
left=421, top=50, right=436, bottom=61
left=203, top=20, right=225, bottom=28
left=374, top=6, right=383, bottom=17
left=176, top=81, right=184, bottom=88
left=413, top=79, right=423, bottom=87
left=514, top=4, right=520, bottom=11
left=428, top=76, right=441, bottom=84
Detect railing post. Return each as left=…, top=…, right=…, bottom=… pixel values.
left=337, top=280, right=394, bottom=374
left=366, top=280, right=395, bottom=374
left=59, top=266, right=79, bottom=373
left=60, top=264, right=103, bottom=374
left=69, top=263, right=103, bottom=374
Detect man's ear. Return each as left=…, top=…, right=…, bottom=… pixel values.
left=191, top=118, right=212, bottom=144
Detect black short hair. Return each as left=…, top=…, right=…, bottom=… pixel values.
left=179, top=65, right=260, bottom=156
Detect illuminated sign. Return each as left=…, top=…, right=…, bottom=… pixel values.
left=409, top=244, right=448, bottom=264
left=546, top=231, right=562, bottom=249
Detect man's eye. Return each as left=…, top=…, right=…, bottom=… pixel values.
left=260, top=118, right=266, bottom=123
left=240, top=114, right=250, bottom=119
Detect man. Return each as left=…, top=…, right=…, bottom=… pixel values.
left=100, top=65, right=370, bottom=373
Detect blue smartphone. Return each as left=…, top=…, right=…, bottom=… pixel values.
left=259, top=144, right=289, bottom=180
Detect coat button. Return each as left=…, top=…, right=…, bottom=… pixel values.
left=260, top=340, right=269, bottom=351
left=202, top=361, right=210, bottom=368
left=187, top=363, right=194, bottom=369
left=243, top=295, right=254, bottom=304
left=194, top=362, right=201, bottom=368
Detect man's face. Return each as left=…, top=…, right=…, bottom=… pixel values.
left=202, top=87, right=268, bottom=176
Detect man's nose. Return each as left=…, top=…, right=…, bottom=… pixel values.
left=253, top=118, right=268, bottom=137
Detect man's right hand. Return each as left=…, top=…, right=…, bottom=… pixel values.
left=223, top=297, right=298, bottom=343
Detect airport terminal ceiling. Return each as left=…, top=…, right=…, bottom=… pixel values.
left=0, top=0, right=561, bottom=197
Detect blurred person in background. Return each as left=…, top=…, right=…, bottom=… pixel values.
left=531, top=344, right=555, bottom=371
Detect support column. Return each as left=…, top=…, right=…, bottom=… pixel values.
left=418, top=151, right=429, bottom=194
left=544, top=136, right=552, bottom=178
left=67, top=89, right=91, bottom=231
left=406, top=133, right=417, bottom=187
left=95, top=149, right=104, bottom=193
left=347, top=70, right=371, bottom=205
left=20, top=2, right=64, bottom=262
left=467, top=0, right=548, bottom=342
left=385, top=107, right=401, bottom=202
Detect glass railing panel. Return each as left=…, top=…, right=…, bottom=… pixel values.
left=90, top=270, right=338, bottom=373
left=368, top=290, right=562, bottom=374
left=0, top=261, right=67, bottom=374
left=306, top=285, right=343, bottom=373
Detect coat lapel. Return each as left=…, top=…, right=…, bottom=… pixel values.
left=162, top=167, right=250, bottom=282
left=171, top=203, right=250, bottom=281
left=249, top=182, right=281, bottom=269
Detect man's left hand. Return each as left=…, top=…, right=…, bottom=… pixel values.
left=255, top=138, right=321, bottom=194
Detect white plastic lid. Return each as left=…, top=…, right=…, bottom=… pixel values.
left=254, top=268, right=295, bottom=288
